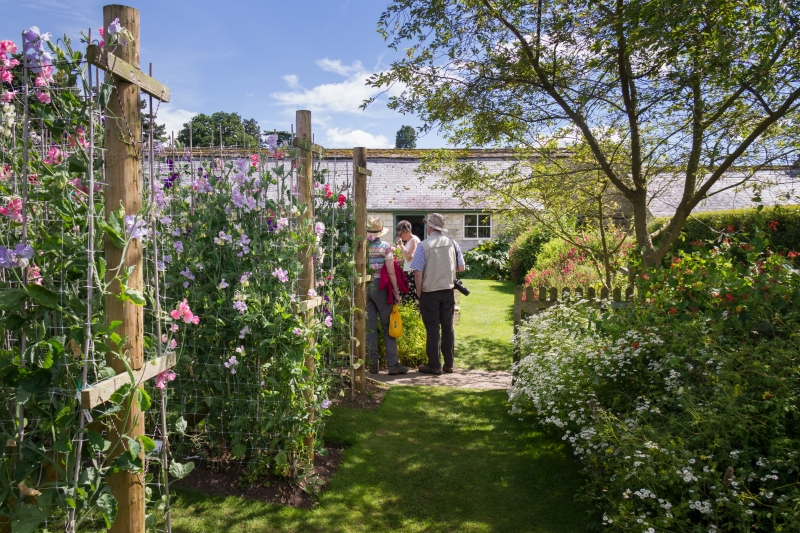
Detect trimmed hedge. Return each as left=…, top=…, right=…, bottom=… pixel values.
left=651, top=205, right=800, bottom=255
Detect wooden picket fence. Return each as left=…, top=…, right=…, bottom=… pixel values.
left=512, top=283, right=635, bottom=363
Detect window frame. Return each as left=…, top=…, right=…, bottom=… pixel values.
left=463, top=213, right=492, bottom=240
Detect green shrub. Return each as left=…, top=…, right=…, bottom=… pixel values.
left=462, top=238, right=510, bottom=280
left=378, top=302, right=428, bottom=368
left=508, top=226, right=553, bottom=284
left=650, top=205, right=800, bottom=256
left=510, top=218, right=800, bottom=531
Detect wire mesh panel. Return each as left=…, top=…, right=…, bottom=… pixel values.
left=0, top=26, right=175, bottom=533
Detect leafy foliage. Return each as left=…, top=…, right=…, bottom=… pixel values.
left=394, top=125, right=417, bottom=148
left=368, top=0, right=800, bottom=266
left=508, top=225, right=553, bottom=284
left=462, top=238, right=510, bottom=280
left=176, top=111, right=261, bottom=148
left=511, top=213, right=800, bottom=530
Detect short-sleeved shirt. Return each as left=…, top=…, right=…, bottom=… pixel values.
left=368, top=239, right=393, bottom=279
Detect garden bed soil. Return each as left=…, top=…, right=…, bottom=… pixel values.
left=171, top=447, right=344, bottom=509
left=329, top=376, right=389, bottom=410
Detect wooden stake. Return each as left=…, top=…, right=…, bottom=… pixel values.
left=353, top=148, right=368, bottom=393
left=102, top=5, right=145, bottom=532
left=295, top=110, right=316, bottom=463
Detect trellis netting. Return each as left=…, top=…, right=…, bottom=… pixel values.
left=0, top=23, right=355, bottom=533
left=151, top=141, right=356, bottom=480
left=0, top=28, right=182, bottom=532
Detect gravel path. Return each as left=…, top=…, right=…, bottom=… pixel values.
left=369, top=368, right=512, bottom=390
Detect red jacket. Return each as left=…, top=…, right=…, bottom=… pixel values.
left=379, top=261, right=409, bottom=304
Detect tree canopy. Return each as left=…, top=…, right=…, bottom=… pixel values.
left=368, top=0, right=800, bottom=265
left=395, top=125, right=417, bottom=148
left=176, top=112, right=260, bottom=148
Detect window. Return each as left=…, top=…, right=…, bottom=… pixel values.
left=464, top=214, right=491, bottom=239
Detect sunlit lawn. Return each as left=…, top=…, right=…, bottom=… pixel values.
left=455, top=279, right=516, bottom=371
left=170, top=386, right=588, bottom=533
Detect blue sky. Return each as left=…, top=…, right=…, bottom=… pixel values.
left=0, top=0, right=443, bottom=148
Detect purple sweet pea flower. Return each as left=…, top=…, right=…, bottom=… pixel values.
left=174, top=241, right=184, bottom=253
left=0, top=244, right=34, bottom=268
left=124, top=215, right=149, bottom=240
left=321, top=399, right=331, bottom=409
left=272, top=267, right=288, bottom=283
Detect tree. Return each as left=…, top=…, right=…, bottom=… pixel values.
left=176, top=112, right=260, bottom=148
left=395, top=125, right=417, bottom=148
left=368, top=0, right=800, bottom=266
left=140, top=99, right=167, bottom=142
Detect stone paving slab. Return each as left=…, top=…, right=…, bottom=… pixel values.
left=370, top=368, right=512, bottom=390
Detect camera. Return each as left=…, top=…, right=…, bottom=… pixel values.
left=453, top=279, right=470, bottom=296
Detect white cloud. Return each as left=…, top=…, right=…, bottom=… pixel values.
left=156, top=106, right=197, bottom=138
left=282, top=74, right=299, bottom=88
left=271, top=59, right=401, bottom=115
left=325, top=127, right=392, bottom=148
left=315, top=58, right=364, bottom=77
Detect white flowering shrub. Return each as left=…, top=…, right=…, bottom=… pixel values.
left=510, top=219, right=800, bottom=531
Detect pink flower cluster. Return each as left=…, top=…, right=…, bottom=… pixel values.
left=0, top=40, right=19, bottom=103
left=170, top=299, right=199, bottom=324
left=154, top=370, right=176, bottom=389
left=0, top=197, right=23, bottom=223
left=43, top=145, right=63, bottom=165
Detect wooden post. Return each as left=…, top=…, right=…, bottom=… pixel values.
left=295, top=111, right=316, bottom=461
left=353, top=148, right=368, bottom=393
left=103, top=5, right=144, bottom=533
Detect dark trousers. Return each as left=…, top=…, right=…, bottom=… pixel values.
left=418, top=289, right=455, bottom=369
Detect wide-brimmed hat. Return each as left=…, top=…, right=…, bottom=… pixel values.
left=366, top=216, right=389, bottom=238
left=426, top=213, right=447, bottom=233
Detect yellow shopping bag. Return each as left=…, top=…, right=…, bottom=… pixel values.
left=388, top=304, right=403, bottom=338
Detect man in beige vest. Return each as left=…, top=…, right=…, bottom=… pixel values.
left=410, top=213, right=466, bottom=375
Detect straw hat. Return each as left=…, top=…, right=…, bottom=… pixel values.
left=366, top=216, right=389, bottom=238
left=426, top=213, right=448, bottom=233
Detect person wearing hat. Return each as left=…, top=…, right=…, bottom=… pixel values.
left=409, top=213, right=466, bottom=375
left=365, top=216, right=409, bottom=375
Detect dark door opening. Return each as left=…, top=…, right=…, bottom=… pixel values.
left=395, top=214, right=426, bottom=242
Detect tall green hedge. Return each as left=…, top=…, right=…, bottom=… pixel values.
left=651, top=205, right=800, bottom=254
left=508, top=226, right=554, bottom=284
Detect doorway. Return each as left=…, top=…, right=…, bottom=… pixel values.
left=395, top=214, right=426, bottom=242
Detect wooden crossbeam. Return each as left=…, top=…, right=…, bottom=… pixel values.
left=86, top=44, right=170, bottom=102
left=80, top=352, right=177, bottom=409
left=356, top=274, right=372, bottom=284
left=292, top=138, right=326, bottom=156
left=292, top=296, right=323, bottom=314
left=356, top=166, right=372, bottom=176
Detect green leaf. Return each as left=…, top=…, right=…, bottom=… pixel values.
left=98, top=219, right=125, bottom=248
left=86, top=431, right=111, bottom=453
left=127, top=438, right=142, bottom=460
left=175, top=416, right=187, bottom=436
left=112, top=452, right=142, bottom=472
left=168, top=461, right=195, bottom=480
left=18, top=369, right=53, bottom=394
left=137, top=435, right=156, bottom=454
left=120, top=287, right=146, bottom=306
left=25, top=284, right=61, bottom=310
left=95, top=490, right=117, bottom=528
left=4, top=314, right=26, bottom=330
left=0, top=289, right=27, bottom=312
left=54, top=437, right=72, bottom=453
left=231, top=442, right=247, bottom=458
left=136, top=387, right=151, bottom=411
left=109, top=382, right=132, bottom=405
left=77, top=466, right=98, bottom=488
left=10, top=505, right=48, bottom=533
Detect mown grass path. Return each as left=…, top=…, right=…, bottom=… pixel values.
left=170, top=387, right=587, bottom=532
left=454, top=280, right=517, bottom=371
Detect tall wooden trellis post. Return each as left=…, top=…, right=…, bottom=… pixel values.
left=353, top=149, right=370, bottom=393
left=294, top=110, right=319, bottom=462
left=84, top=5, right=172, bottom=532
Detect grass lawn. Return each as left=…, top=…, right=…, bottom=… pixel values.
left=455, top=279, right=516, bottom=371
left=170, top=386, right=587, bottom=533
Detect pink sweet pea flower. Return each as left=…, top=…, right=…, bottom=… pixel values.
left=0, top=70, right=12, bottom=84
left=0, top=198, right=24, bottom=223
left=292, top=328, right=303, bottom=336
left=0, top=40, right=18, bottom=54
left=154, top=370, right=176, bottom=389
left=36, top=91, right=51, bottom=104
left=324, top=316, right=333, bottom=328
left=1, top=91, right=16, bottom=103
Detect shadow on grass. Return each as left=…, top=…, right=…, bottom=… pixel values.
left=171, top=387, right=588, bottom=533
left=457, top=336, right=514, bottom=371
